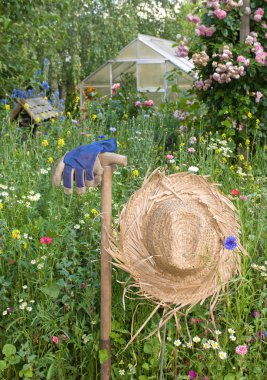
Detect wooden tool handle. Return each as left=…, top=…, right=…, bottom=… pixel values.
left=99, top=153, right=127, bottom=167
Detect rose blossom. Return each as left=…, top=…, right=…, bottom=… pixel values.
left=134, top=100, right=142, bottom=107
left=52, top=336, right=59, bottom=344
left=214, top=9, right=227, bottom=20
left=144, top=99, right=154, bottom=107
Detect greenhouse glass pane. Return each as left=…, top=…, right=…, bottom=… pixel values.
left=85, top=64, right=111, bottom=85
left=116, top=41, right=137, bottom=59
left=112, top=62, right=136, bottom=81
left=137, top=63, right=165, bottom=90
left=137, top=41, right=162, bottom=59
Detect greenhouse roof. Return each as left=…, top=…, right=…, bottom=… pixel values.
left=80, top=34, right=194, bottom=86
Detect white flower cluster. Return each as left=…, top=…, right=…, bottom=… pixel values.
left=251, top=262, right=267, bottom=278
left=207, top=138, right=233, bottom=157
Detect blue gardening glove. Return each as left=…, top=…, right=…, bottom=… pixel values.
left=52, top=139, right=117, bottom=194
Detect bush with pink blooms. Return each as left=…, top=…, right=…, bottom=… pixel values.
left=176, top=0, right=267, bottom=143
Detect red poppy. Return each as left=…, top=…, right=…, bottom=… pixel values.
left=9, top=259, right=15, bottom=264
left=231, top=189, right=239, bottom=196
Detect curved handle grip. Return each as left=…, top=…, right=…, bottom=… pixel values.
left=99, top=152, right=127, bottom=167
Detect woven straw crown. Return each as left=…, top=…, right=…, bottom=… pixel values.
left=110, top=170, right=246, bottom=308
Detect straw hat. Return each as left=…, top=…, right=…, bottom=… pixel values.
left=110, top=170, right=247, bottom=308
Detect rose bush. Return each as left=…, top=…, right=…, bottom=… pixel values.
left=176, top=0, right=267, bottom=143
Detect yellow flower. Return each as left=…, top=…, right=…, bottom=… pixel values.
left=66, top=130, right=71, bottom=136
left=51, top=118, right=55, bottom=123
left=67, top=111, right=71, bottom=118
left=92, top=114, right=97, bottom=120
left=75, top=96, right=80, bottom=102
left=247, top=112, right=252, bottom=119
left=55, top=112, right=59, bottom=117
left=47, top=157, right=54, bottom=164
left=221, top=157, right=227, bottom=164
left=36, top=117, right=41, bottom=123
left=199, top=136, right=205, bottom=143
left=248, top=165, right=252, bottom=171
left=228, top=137, right=232, bottom=142
left=222, top=133, right=226, bottom=139
left=42, top=139, right=49, bottom=147
left=57, top=138, right=65, bottom=148
left=24, top=103, right=29, bottom=110
left=230, top=165, right=235, bottom=172
left=256, top=119, right=260, bottom=124
left=0, top=202, right=3, bottom=210
left=239, top=154, right=245, bottom=161
left=180, top=143, right=185, bottom=148
left=159, top=146, right=162, bottom=151
left=215, top=149, right=220, bottom=155
left=84, top=213, right=90, bottom=219
left=91, top=208, right=98, bottom=217
left=23, top=242, right=28, bottom=249
left=44, top=96, right=48, bottom=100
left=41, top=112, right=46, bottom=118
left=12, top=229, right=21, bottom=240
left=5, top=104, right=10, bottom=110
left=132, top=169, right=139, bottom=177
left=245, top=139, right=250, bottom=146
left=123, top=114, right=128, bottom=120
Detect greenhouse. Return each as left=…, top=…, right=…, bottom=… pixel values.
left=79, top=34, right=195, bottom=105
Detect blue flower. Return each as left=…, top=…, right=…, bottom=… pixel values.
left=43, top=58, right=50, bottom=66
left=224, top=236, right=237, bottom=250
left=98, top=135, right=105, bottom=139
left=42, top=81, right=50, bottom=91
left=109, top=127, right=116, bottom=132
left=143, top=114, right=150, bottom=118
left=59, top=116, right=65, bottom=122
left=1, top=98, right=7, bottom=105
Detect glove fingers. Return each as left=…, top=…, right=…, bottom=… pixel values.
left=63, top=164, right=74, bottom=193
left=52, top=156, right=65, bottom=187
left=94, top=156, right=104, bottom=176
left=75, top=168, right=84, bottom=192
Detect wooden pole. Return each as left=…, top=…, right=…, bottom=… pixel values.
left=99, top=153, right=127, bottom=380
left=100, top=165, right=113, bottom=380
left=240, top=0, right=250, bottom=42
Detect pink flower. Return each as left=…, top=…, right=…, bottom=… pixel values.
left=205, top=26, right=216, bottom=37
left=188, top=370, right=198, bottom=379
left=111, top=83, right=120, bottom=94
left=61, top=334, right=68, bottom=341
left=52, top=336, right=59, bottom=344
left=166, top=154, right=174, bottom=160
left=231, top=189, right=239, bottom=196
left=134, top=100, right=142, bottom=107
left=176, top=44, right=189, bottom=58
left=40, top=236, right=53, bottom=245
left=255, top=91, right=263, bottom=103
left=188, top=147, right=196, bottom=153
left=187, top=14, right=200, bottom=24
left=214, top=9, right=227, bottom=20
left=240, top=195, right=248, bottom=201
left=254, top=8, right=264, bottom=22
left=235, top=345, right=248, bottom=356
left=144, top=100, right=154, bottom=107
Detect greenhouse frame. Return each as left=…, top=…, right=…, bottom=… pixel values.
left=79, top=34, right=195, bottom=106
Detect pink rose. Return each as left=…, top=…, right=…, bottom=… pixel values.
left=111, top=83, right=120, bottom=94
left=134, top=100, right=142, bottom=107
left=144, top=100, right=154, bottom=107
left=214, top=9, right=227, bottom=20
left=166, top=154, right=174, bottom=160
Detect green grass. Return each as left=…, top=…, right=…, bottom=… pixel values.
left=0, top=113, right=266, bottom=380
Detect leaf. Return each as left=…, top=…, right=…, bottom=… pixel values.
left=138, top=376, right=148, bottom=380
left=143, top=342, right=152, bottom=354
left=224, top=374, right=236, bottom=380
left=99, top=349, right=109, bottom=364
left=40, top=282, right=61, bottom=299
left=142, top=363, right=150, bottom=370
left=0, top=360, right=7, bottom=371
left=2, top=344, right=16, bottom=357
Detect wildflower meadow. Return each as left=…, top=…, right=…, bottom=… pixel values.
left=0, top=1, right=267, bottom=380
